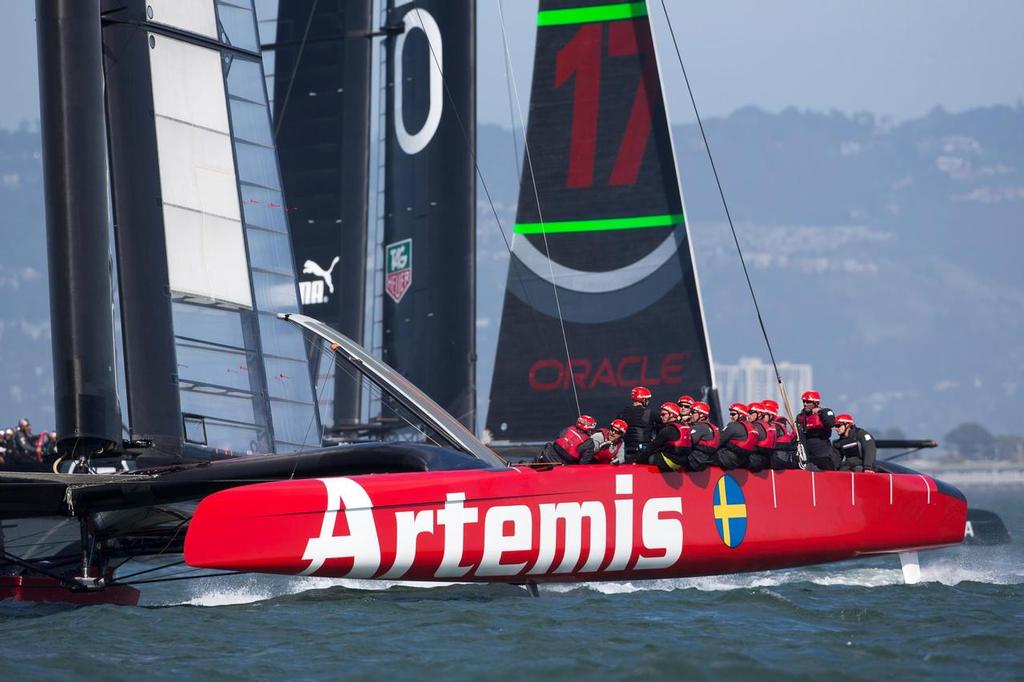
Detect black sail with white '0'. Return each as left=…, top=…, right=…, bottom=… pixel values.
left=486, top=0, right=718, bottom=443
left=382, top=0, right=476, bottom=430
left=270, top=0, right=373, bottom=434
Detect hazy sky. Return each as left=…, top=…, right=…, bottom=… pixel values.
left=2, top=1, right=1023, bottom=129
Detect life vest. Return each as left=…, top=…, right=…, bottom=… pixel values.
left=729, top=421, right=759, bottom=452
left=554, top=426, right=589, bottom=462
left=774, top=417, right=796, bottom=445
left=665, top=422, right=692, bottom=452
left=757, top=421, right=777, bottom=451
left=590, top=428, right=622, bottom=464
left=694, top=421, right=719, bottom=450
left=798, top=411, right=824, bottom=431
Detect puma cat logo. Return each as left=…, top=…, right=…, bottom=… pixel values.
left=303, top=256, right=340, bottom=294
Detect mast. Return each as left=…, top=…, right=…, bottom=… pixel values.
left=36, top=0, right=122, bottom=456
left=271, top=0, right=374, bottom=434
left=382, top=0, right=477, bottom=430
left=102, top=0, right=182, bottom=454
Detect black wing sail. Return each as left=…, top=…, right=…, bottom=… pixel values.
left=270, top=0, right=373, bottom=433
left=102, top=0, right=322, bottom=456
left=486, top=0, right=718, bottom=442
left=382, top=0, right=477, bottom=429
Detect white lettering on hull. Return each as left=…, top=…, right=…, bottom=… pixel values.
left=302, top=474, right=685, bottom=579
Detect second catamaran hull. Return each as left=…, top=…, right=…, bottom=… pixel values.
left=184, top=465, right=966, bottom=582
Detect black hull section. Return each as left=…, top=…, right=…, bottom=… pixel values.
left=0, top=443, right=490, bottom=520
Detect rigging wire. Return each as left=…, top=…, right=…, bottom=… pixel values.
left=272, top=0, right=321, bottom=141
left=495, top=0, right=581, bottom=417
left=655, top=1, right=806, bottom=462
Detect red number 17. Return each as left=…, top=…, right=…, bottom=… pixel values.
left=555, top=20, right=654, bottom=189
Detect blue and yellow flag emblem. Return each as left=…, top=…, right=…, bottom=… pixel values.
left=713, top=474, right=747, bottom=548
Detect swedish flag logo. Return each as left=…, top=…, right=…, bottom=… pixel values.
left=713, top=474, right=747, bottom=548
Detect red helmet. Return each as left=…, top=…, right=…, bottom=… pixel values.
left=659, top=402, right=682, bottom=419
left=728, top=402, right=749, bottom=417
left=761, top=399, right=779, bottom=412
left=576, top=414, right=598, bottom=431
left=691, top=401, right=710, bottom=416
left=835, top=414, right=855, bottom=427
left=801, top=390, right=821, bottom=403
left=631, top=386, right=652, bottom=402
left=677, top=395, right=695, bottom=407
left=748, top=402, right=763, bottom=414
left=609, top=419, right=628, bottom=434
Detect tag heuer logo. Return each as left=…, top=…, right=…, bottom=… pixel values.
left=385, top=239, right=412, bottom=304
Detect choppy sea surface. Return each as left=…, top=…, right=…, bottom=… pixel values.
left=1, top=486, right=1021, bottom=681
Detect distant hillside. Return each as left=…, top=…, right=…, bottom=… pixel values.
left=2, top=105, right=1022, bottom=439
left=477, top=105, right=1024, bottom=437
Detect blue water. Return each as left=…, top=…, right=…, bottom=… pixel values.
left=2, top=486, right=1021, bottom=680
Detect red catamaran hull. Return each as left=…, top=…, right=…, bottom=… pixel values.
left=184, top=465, right=967, bottom=582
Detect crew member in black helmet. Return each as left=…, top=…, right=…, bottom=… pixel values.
left=617, top=386, right=659, bottom=463
left=833, top=414, right=877, bottom=472
left=796, top=390, right=837, bottom=470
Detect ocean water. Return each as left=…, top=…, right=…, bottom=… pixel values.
left=1, top=486, right=1021, bottom=681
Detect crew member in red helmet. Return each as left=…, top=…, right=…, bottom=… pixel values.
left=676, top=395, right=695, bottom=422
left=647, top=402, right=694, bottom=472
left=540, top=414, right=598, bottom=464
left=617, top=386, right=659, bottom=462
left=687, top=401, right=720, bottom=471
left=715, top=403, right=759, bottom=470
left=580, top=419, right=628, bottom=464
left=833, top=414, right=877, bottom=472
left=796, top=390, right=837, bottom=470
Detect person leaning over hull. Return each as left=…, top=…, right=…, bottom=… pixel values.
left=579, top=419, right=628, bottom=464
left=647, top=402, right=695, bottom=472
left=796, top=390, right=837, bottom=470
left=833, top=414, right=877, bottom=472
left=686, top=401, right=720, bottom=472
left=617, top=386, right=659, bottom=463
left=715, top=403, right=759, bottom=470
left=540, top=414, right=598, bottom=465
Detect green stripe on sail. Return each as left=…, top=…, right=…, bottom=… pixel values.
left=537, top=2, right=648, bottom=27
left=514, top=213, right=683, bottom=234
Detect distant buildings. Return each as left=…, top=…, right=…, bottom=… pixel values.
left=716, top=357, right=813, bottom=412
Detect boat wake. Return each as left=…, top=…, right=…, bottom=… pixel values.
left=548, top=545, right=1024, bottom=595
left=152, top=544, right=1022, bottom=607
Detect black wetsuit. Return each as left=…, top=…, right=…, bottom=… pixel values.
left=617, top=404, right=659, bottom=463
left=714, top=421, right=751, bottom=470
left=797, top=407, right=837, bottom=470
left=747, top=422, right=769, bottom=473
left=834, top=427, right=878, bottom=472
left=770, top=421, right=799, bottom=469
left=688, top=421, right=718, bottom=472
